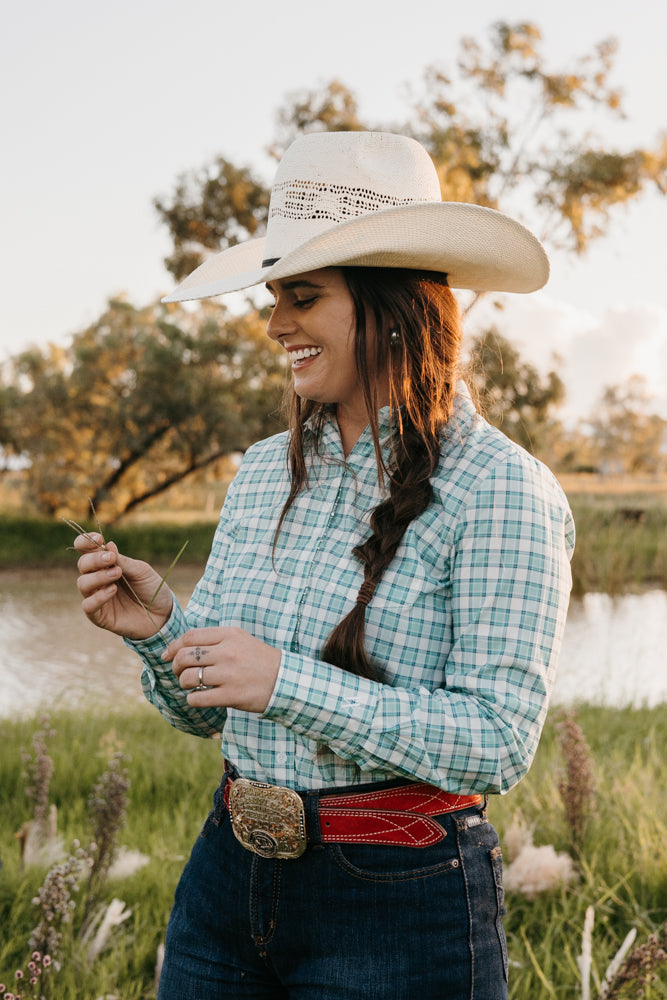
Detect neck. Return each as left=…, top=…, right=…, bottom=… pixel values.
left=336, top=403, right=369, bottom=456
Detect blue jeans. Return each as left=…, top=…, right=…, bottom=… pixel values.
left=157, top=776, right=508, bottom=1000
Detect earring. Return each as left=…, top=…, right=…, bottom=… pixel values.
left=389, top=329, right=401, bottom=348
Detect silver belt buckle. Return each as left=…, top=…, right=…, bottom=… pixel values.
left=228, top=778, right=307, bottom=859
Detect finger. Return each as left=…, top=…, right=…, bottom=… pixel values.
left=179, top=663, right=216, bottom=692
left=171, top=645, right=211, bottom=679
left=77, top=540, right=119, bottom=575
left=77, top=563, right=123, bottom=599
left=161, top=627, right=226, bottom=662
left=80, top=581, right=119, bottom=617
left=73, top=531, right=106, bottom=554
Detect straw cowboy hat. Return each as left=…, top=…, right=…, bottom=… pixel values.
left=163, top=131, right=549, bottom=303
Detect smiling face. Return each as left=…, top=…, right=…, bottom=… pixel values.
left=266, top=268, right=377, bottom=447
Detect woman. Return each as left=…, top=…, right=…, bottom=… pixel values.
left=75, top=131, right=575, bottom=999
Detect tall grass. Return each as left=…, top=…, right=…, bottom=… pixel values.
left=569, top=499, right=667, bottom=597
left=3, top=496, right=667, bottom=596
left=0, top=517, right=216, bottom=569
left=1, top=705, right=665, bottom=998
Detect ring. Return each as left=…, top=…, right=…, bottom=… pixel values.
left=196, top=665, right=206, bottom=690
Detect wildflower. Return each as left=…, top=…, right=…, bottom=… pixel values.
left=28, top=846, right=90, bottom=960
left=85, top=753, right=130, bottom=912
left=602, top=923, right=667, bottom=998
left=556, top=710, right=597, bottom=855
left=20, top=716, right=56, bottom=839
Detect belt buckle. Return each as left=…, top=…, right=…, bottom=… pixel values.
left=228, top=778, right=307, bottom=859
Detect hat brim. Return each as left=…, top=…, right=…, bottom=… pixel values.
left=162, top=201, right=549, bottom=303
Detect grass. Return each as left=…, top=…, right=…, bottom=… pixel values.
left=3, top=492, right=667, bottom=597
left=567, top=499, right=667, bottom=597
left=1, top=705, right=666, bottom=998
left=0, top=516, right=217, bottom=570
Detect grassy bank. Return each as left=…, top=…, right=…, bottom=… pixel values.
left=0, top=516, right=217, bottom=570
left=3, top=493, right=667, bottom=595
left=1, top=705, right=666, bottom=998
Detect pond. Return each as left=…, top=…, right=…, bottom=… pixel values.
left=1, top=568, right=666, bottom=719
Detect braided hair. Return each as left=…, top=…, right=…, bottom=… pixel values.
left=275, top=267, right=463, bottom=680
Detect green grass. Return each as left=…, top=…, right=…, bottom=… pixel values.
left=568, top=498, right=667, bottom=597
left=0, top=516, right=216, bottom=569
left=3, top=496, right=667, bottom=595
left=1, top=706, right=666, bottom=998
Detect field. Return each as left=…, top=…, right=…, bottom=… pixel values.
left=2, top=473, right=667, bottom=597
left=0, top=706, right=665, bottom=998
left=1, top=474, right=666, bottom=997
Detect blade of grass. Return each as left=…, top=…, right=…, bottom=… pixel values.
left=520, top=925, right=557, bottom=998
left=147, top=539, right=189, bottom=611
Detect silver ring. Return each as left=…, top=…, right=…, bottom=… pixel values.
left=196, top=664, right=205, bottom=689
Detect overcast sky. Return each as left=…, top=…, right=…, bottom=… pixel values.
left=2, top=0, right=666, bottom=424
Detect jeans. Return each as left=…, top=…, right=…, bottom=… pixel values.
left=157, top=775, right=508, bottom=1000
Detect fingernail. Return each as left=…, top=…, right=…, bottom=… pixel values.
left=101, top=551, right=112, bottom=563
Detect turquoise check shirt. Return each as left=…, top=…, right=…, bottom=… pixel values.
left=132, top=387, right=575, bottom=795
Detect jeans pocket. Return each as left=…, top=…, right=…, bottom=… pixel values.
left=490, top=845, right=509, bottom=982
left=330, top=840, right=462, bottom=882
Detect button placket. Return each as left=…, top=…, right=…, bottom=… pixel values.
left=289, top=476, right=345, bottom=653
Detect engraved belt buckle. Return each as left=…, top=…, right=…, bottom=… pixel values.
left=228, top=778, right=307, bottom=859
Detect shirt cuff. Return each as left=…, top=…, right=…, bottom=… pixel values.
left=123, top=599, right=187, bottom=689
left=262, top=649, right=379, bottom=753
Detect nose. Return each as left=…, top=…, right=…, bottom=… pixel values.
left=266, top=298, right=297, bottom=342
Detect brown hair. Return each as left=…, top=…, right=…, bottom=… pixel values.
left=275, top=266, right=462, bottom=679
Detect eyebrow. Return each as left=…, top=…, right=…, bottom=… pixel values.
left=264, top=279, right=325, bottom=294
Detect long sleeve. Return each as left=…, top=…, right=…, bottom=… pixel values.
left=262, top=449, right=574, bottom=794
left=127, top=390, right=574, bottom=792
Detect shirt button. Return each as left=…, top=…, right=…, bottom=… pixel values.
left=276, top=752, right=288, bottom=764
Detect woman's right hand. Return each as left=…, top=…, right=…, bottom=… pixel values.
left=75, top=532, right=174, bottom=640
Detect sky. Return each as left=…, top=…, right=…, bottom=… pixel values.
left=2, top=0, right=666, bottom=425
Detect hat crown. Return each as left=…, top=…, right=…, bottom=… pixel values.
left=263, top=131, right=442, bottom=263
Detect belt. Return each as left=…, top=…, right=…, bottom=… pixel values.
left=223, top=775, right=483, bottom=859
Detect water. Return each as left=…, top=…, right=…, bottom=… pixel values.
left=1, top=569, right=666, bottom=718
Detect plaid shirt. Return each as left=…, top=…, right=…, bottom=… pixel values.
left=132, top=387, right=574, bottom=794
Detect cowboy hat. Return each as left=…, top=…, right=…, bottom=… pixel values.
left=162, top=131, right=549, bottom=302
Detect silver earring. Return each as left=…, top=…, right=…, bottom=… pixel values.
left=389, top=329, right=400, bottom=348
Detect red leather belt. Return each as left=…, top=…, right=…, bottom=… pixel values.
left=223, top=775, right=482, bottom=858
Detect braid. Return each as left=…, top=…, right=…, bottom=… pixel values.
left=320, top=421, right=438, bottom=679
left=274, top=267, right=462, bottom=681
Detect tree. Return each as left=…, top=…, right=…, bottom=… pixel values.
left=154, top=159, right=271, bottom=283
left=0, top=298, right=286, bottom=522
left=154, top=24, right=667, bottom=293
left=586, top=375, right=667, bottom=475
left=409, top=23, right=666, bottom=257
left=467, top=328, right=565, bottom=456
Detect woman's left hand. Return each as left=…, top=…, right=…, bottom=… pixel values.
left=163, top=627, right=281, bottom=714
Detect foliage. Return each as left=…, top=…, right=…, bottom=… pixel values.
left=154, top=23, right=667, bottom=285
left=586, top=376, right=667, bottom=476
left=2, top=21, right=667, bottom=520
left=409, top=24, right=666, bottom=256
left=0, top=298, right=286, bottom=522
left=154, top=158, right=271, bottom=282
left=467, top=327, right=565, bottom=455
left=1, top=705, right=665, bottom=998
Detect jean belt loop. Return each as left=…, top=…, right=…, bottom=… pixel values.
left=304, top=790, right=323, bottom=847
